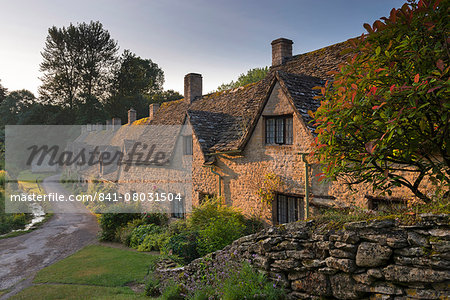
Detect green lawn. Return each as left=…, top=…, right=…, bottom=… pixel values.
left=17, top=170, right=53, bottom=194
left=11, top=245, right=160, bottom=300
left=10, top=285, right=149, bottom=300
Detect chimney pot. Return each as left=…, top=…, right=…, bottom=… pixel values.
left=149, top=103, right=160, bottom=120
left=271, top=38, right=293, bottom=66
left=184, top=73, right=202, bottom=103
left=128, top=107, right=136, bottom=124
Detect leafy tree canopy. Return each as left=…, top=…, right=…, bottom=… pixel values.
left=39, top=21, right=118, bottom=109
left=0, top=80, right=7, bottom=104
left=311, top=0, right=449, bottom=203
left=151, top=89, right=183, bottom=103
left=113, top=50, right=164, bottom=97
left=217, top=67, right=269, bottom=91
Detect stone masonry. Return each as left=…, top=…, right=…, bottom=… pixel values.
left=157, top=214, right=450, bottom=299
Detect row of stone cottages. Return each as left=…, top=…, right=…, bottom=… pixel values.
left=70, top=38, right=430, bottom=225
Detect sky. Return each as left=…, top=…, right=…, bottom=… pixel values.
left=0, top=0, right=406, bottom=96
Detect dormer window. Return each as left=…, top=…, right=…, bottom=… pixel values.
left=265, top=115, right=293, bottom=145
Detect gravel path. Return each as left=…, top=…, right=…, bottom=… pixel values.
left=0, top=174, right=99, bottom=299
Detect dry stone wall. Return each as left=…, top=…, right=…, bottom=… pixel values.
left=157, top=214, right=449, bottom=299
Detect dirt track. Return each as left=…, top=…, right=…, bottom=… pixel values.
left=0, top=174, right=99, bottom=299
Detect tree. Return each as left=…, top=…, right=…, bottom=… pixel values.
left=0, top=90, right=36, bottom=125
left=0, top=80, right=7, bottom=104
left=113, top=50, right=164, bottom=97
left=217, top=67, right=269, bottom=91
left=311, top=0, right=449, bottom=203
left=151, top=89, right=183, bottom=103
left=39, top=21, right=118, bottom=109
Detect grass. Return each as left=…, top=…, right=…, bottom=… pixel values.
left=34, top=245, right=159, bottom=286
left=11, top=245, right=161, bottom=300
left=0, top=170, right=54, bottom=236
left=16, top=170, right=54, bottom=194
left=10, top=284, right=149, bottom=300
left=0, top=213, right=54, bottom=240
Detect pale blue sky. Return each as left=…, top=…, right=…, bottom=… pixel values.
left=0, top=0, right=405, bottom=95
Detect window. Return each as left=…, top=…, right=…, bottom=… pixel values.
left=274, top=193, right=303, bottom=224
left=366, top=196, right=407, bottom=211
left=183, top=135, right=193, bottom=155
left=172, top=196, right=185, bottom=218
left=265, top=115, right=293, bottom=145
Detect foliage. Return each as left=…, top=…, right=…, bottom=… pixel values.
left=39, top=21, right=119, bottom=109
left=158, top=259, right=285, bottom=300
left=0, top=79, right=7, bottom=104
left=197, top=214, right=245, bottom=256
left=145, top=277, right=161, bottom=297
left=129, top=223, right=164, bottom=250
left=142, top=211, right=169, bottom=226
left=114, top=218, right=145, bottom=246
left=151, top=89, right=183, bottom=103
left=113, top=50, right=164, bottom=97
left=312, top=0, right=449, bottom=202
left=217, top=67, right=269, bottom=91
left=0, top=90, right=37, bottom=125
left=256, top=173, right=284, bottom=207
left=98, top=210, right=141, bottom=241
left=220, top=262, right=285, bottom=300
left=164, top=228, right=200, bottom=264
left=311, top=194, right=449, bottom=230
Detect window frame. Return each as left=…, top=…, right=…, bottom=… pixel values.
left=264, top=115, right=293, bottom=145
left=273, top=192, right=304, bottom=224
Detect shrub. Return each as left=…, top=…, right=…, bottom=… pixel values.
left=160, top=280, right=184, bottom=300
left=197, top=214, right=245, bottom=256
left=164, top=229, right=200, bottom=263
left=145, top=277, right=161, bottom=297
left=143, top=212, right=169, bottom=226
left=98, top=210, right=141, bottom=241
left=220, top=262, right=285, bottom=300
left=114, top=218, right=145, bottom=246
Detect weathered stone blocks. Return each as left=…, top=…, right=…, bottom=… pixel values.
left=356, top=242, right=392, bottom=267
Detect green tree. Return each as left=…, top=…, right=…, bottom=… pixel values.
left=312, top=0, right=449, bottom=203
left=0, top=80, right=7, bottom=104
left=39, top=21, right=118, bottom=109
left=151, top=89, right=183, bottom=103
left=0, top=90, right=36, bottom=125
left=113, top=50, right=164, bottom=96
left=217, top=67, right=269, bottom=91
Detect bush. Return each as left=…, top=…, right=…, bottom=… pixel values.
left=158, top=260, right=285, bottom=299
left=197, top=214, right=245, bottom=256
left=143, top=212, right=169, bottom=226
left=164, top=229, right=200, bottom=263
left=98, top=211, right=141, bottom=241
left=114, top=218, right=144, bottom=246
left=220, top=262, right=285, bottom=300
left=145, top=277, right=161, bottom=297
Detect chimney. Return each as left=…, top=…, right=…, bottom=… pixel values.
left=271, top=38, right=293, bottom=66
left=149, top=103, right=160, bottom=120
left=128, top=108, right=136, bottom=124
left=112, top=118, right=121, bottom=130
left=184, top=73, right=202, bottom=103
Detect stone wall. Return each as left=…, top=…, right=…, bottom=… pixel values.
left=157, top=214, right=450, bottom=299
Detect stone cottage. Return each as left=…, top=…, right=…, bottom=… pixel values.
left=74, top=38, right=433, bottom=224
